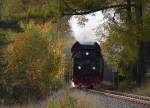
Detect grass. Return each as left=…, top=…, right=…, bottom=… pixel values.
left=48, top=87, right=102, bottom=108
left=133, top=79, right=150, bottom=96
left=0, top=101, right=48, bottom=108
left=1, top=87, right=103, bottom=108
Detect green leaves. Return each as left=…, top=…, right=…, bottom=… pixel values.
left=1, top=0, right=61, bottom=20
left=102, top=0, right=150, bottom=80
left=1, top=0, right=109, bottom=20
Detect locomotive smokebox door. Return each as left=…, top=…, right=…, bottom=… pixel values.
left=71, top=42, right=104, bottom=88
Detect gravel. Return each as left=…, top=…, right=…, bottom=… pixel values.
left=70, top=89, right=149, bottom=108
left=99, top=95, right=148, bottom=108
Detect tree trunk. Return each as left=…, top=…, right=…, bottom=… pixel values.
left=136, top=0, right=144, bottom=85
left=127, top=0, right=132, bottom=21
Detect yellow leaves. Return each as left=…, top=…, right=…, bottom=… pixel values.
left=41, top=22, right=54, bottom=33
left=21, top=20, right=55, bottom=34
left=5, top=21, right=65, bottom=95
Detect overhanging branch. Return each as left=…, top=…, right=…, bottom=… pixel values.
left=63, top=4, right=135, bottom=15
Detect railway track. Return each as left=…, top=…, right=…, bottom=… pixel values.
left=85, top=89, right=150, bottom=107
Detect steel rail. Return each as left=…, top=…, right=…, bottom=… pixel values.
left=86, top=89, right=150, bottom=107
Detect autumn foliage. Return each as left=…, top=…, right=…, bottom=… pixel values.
left=0, top=21, right=65, bottom=103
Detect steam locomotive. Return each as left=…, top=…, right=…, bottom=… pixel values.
left=71, top=42, right=104, bottom=88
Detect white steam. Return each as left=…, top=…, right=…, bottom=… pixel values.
left=69, top=11, right=106, bottom=45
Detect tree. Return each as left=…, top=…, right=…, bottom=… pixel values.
left=1, top=0, right=135, bottom=18
left=101, top=0, right=150, bottom=82
left=0, top=21, right=65, bottom=103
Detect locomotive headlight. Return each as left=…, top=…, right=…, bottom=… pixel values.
left=92, top=66, right=96, bottom=70
left=78, top=66, right=81, bottom=70
left=85, top=52, right=89, bottom=55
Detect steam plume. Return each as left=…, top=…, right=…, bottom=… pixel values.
left=69, top=11, right=105, bottom=45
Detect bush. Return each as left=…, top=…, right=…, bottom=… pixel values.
left=0, top=22, right=65, bottom=104
left=145, top=72, right=150, bottom=78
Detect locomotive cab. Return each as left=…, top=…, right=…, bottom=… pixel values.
left=71, top=42, right=104, bottom=88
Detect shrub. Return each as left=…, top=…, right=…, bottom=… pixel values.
left=145, top=72, right=150, bottom=78
left=0, top=22, right=65, bottom=104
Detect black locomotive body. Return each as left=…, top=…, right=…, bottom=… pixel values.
left=71, top=42, right=104, bottom=88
